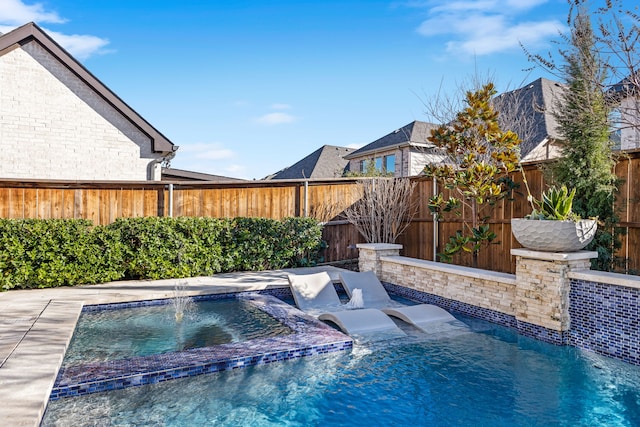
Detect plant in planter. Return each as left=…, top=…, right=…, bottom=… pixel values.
left=511, top=185, right=597, bottom=252
left=526, top=185, right=579, bottom=221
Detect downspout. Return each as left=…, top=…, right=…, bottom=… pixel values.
left=148, top=150, right=177, bottom=181
left=147, top=157, right=164, bottom=181
left=148, top=149, right=177, bottom=217
left=168, top=184, right=174, bottom=218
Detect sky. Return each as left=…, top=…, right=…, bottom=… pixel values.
left=0, top=0, right=570, bottom=180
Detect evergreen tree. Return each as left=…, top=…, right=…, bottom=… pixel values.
left=550, top=7, right=620, bottom=271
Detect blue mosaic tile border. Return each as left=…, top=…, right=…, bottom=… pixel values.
left=514, top=320, right=569, bottom=345
left=81, top=291, right=256, bottom=312
left=382, top=281, right=516, bottom=328
left=569, top=279, right=640, bottom=366
left=382, top=281, right=567, bottom=345
left=51, top=293, right=352, bottom=400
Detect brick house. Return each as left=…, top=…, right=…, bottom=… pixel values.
left=0, top=22, right=177, bottom=181
left=345, top=78, right=568, bottom=177
left=343, top=120, right=445, bottom=177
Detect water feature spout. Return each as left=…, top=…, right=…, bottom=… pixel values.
left=172, top=281, right=192, bottom=322
left=345, top=288, right=364, bottom=309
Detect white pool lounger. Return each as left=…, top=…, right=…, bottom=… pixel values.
left=339, top=270, right=466, bottom=334
left=318, top=309, right=405, bottom=337
left=287, top=272, right=406, bottom=339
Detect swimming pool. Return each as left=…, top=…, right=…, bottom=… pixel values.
left=62, top=298, right=293, bottom=365
left=43, top=307, right=640, bottom=426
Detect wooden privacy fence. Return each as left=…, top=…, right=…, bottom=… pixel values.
left=0, top=178, right=365, bottom=264
left=1, top=150, right=639, bottom=273
left=399, top=151, right=640, bottom=274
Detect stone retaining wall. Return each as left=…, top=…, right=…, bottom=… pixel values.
left=357, top=243, right=640, bottom=365
left=357, top=243, right=597, bottom=345
left=379, top=254, right=516, bottom=318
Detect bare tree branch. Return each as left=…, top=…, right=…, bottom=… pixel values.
left=343, top=178, right=417, bottom=244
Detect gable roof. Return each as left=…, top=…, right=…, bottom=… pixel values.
left=607, top=76, right=639, bottom=101
left=267, top=145, right=353, bottom=180
left=344, top=120, right=438, bottom=159
left=0, top=22, right=176, bottom=154
left=493, top=77, right=565, bottom=157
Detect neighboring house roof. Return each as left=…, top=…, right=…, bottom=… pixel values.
left=0, top=22, right=177, bottom=155
left=493, top=77, right=566, bottom=159
left=344, top=120, right=438, bottom=160
left=266, top=145, right=353, bottom=180
left=161, top=167, right=246, bottom=182
left=345, top=79, right=565, bottom=167
left=608, top=76, right=639, bottom=99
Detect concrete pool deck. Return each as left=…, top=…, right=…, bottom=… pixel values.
left=0, top=266, right=345, bottom=427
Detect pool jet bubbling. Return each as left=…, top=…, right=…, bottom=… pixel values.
left=172, top=281, right=193, bottom=322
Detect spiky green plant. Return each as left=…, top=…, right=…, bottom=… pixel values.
left=527, top=185, right=579, bottom=221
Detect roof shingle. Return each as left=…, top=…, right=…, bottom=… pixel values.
left=267, top=145, right=353, bottom=180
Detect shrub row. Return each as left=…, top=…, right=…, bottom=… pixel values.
left=0, top=216, right=324, bottom=291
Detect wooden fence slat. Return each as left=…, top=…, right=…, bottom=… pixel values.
left=23, top=189, right=37, bottom=219
left=0, top=188, right=9, bottom=218
left=61, top=189, right=74, bottom=218
left=1, top=154, right=640, bottom=271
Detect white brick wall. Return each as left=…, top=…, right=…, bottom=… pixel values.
left=0, top=41, right=163, bottom=180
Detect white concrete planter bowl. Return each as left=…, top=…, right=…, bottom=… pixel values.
left=511, top=218, right=597, bottom=252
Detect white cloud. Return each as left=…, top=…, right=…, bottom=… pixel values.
left=505, top=0, right=548, bottom=9
left=430, top=0, right=547, bottom=13
left=256, top=112, right=297, bottom=125
left=178, top=143, right=234, bottom=160
left=224, top=164, right=246, bottom=174
left=45, top=29, right=110, bottom=59
left=0, top=0, right=65, bottom=25
left=0, top=24, right=16, bottom=33
left=429, top=1, right=497, bottom=14
left=414, top=0, right=564, bottom=56
left=453, top=20, right=562, bottom=55
left=0, top=0, right=110, bottom=59
left=168, top=142, right=248, bottom=178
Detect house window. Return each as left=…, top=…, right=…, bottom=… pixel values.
left=384, top=155, right=396, bottom=173
left=357, top=156, right=395, bottom=175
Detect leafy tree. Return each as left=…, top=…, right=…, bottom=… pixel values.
left=425, top=83, right=521, bottom=267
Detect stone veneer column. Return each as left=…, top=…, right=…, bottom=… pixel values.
left=356, top=243, right=402, bottom=277
left=511, top=248, right=597, bottom=332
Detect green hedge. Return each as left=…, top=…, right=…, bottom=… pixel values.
left=0, top=216, right=323, bottom=291
left=0, top=219, right=125, bottom=290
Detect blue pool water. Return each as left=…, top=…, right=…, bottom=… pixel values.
left=43, top=311, right=640, bottom=426
left=62, top=298, right=292, bottom=366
